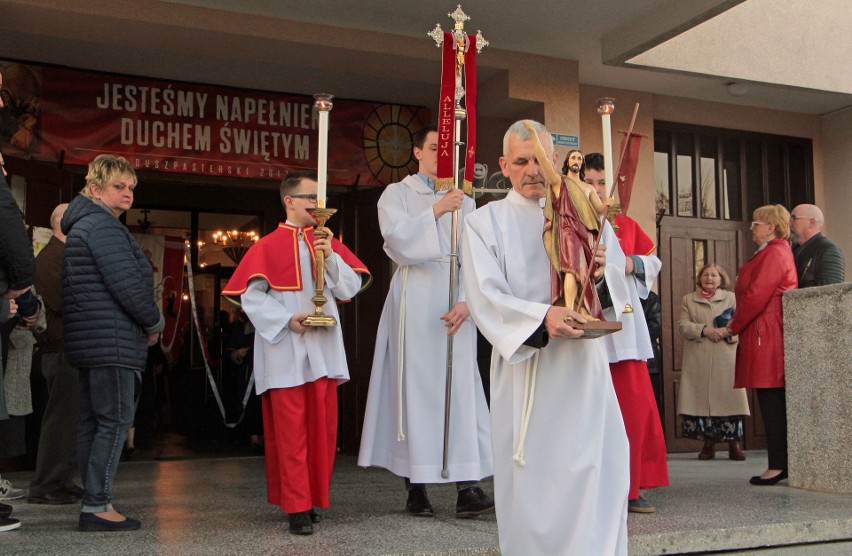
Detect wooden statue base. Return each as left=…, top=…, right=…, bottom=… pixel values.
left=567, top=319, right=622, bottom=339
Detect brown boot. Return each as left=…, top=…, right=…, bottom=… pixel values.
left=728, top=440, right=745, bottom=461
left=698, top=441, right=715, bottom=460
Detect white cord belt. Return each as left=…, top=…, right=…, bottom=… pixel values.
left=396, top=266, right=410, bottom=441
left=395, top=257, right=459, bottom=441
left=512, top=351, right=540, bottom=467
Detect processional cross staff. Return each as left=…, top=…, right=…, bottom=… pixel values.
left=427, top=5, right=487, bottom=479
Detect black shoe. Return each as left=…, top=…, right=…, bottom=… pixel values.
left=62, top=485, right=85, bottom=499
left=308, top=508, right=322, bottom=524
left=749, top=470, right=788, bottom=486
left=78, top=512, right=141, bottom=532
left=406, top=487, right=435, bottom=517
left=628, top=496, right=656, bottom=513
left=288, top=511, right=314, bottom=535
left=28, top=491, right=77, bottom=505
left=0, top=516, right=21, bottom=532
left=0, top=502, right=12, bottom=519
left=455, top=486, right=495, bottom=518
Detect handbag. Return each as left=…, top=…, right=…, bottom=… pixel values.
left=713, top=307, right=734, bottom=328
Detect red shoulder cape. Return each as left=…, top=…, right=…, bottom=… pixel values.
left=613, top=213, right=656, bottom=257
left=222, top=223, right=371, bottom=304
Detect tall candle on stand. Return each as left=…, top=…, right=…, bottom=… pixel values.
left=597, top=97, right=615, bottom=191
left=301, top=93, right=338, bottom=327
left=313, top=93, right=334, bottom=208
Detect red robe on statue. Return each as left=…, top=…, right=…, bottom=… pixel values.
left=545, top=177, right=603, bottom=317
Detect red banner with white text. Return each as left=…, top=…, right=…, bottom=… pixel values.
left=435, top=32, right=477, bottom=195
left=0, top=60, right=429, bottom=186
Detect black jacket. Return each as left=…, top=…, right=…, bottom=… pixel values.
left=792, top=233, right=845, bottom=289
left=0, top=172, right=35, bottom=294
left=61, top=195, right=164, bottom=370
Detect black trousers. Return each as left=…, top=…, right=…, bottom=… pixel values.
left=756, top=387, right=787, bottom=471
left=29, top=352, right=81, bottom=496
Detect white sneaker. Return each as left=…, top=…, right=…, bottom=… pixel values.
left=0, top=479, right=25, bottom=501
left=0, top=517, right=21, bottom=532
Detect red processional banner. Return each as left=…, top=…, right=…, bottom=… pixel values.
left=435, top=32, right=477, bottom=194
left=616, top=131, right=647, bottom=215
left=0, top=60, right=429, bottom=186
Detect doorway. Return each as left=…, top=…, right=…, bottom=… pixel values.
left=127, top=183, right=389, bottom=458
left=657, top=216, right=764, bottom=452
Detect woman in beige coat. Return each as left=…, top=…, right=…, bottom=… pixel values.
left=678, top=264, right=750, bottom=460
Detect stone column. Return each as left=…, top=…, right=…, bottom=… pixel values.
left=783, top=283, right=852, bottom=493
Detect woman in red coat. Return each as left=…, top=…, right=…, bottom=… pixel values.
left=723, top=205, right=797, bottom=486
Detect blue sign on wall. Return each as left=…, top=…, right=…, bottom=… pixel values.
left=552, top=133, right=579, bottom=148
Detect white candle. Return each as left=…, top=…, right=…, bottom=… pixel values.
left=602, top=112, right=614, bottom=191
left=313, top=93, right=334, bottom=208
left=317, top=109, right=329, bottom=206
left=596, top=97, right=616, bottom=195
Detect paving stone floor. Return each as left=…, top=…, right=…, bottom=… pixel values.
left=1, top=451, right=850, bottom=555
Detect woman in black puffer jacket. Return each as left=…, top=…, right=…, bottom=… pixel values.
left=61, top=154, right=163, bottom=532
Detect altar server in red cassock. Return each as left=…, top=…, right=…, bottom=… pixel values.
left=222, top=171, right=370, bottom=535
left=584, top=152, right=669, bottom=514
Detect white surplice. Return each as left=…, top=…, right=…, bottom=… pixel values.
left=241, top=226, right=362, bottom=394
left=461, top=189, right=629, bottom=556
left=358, top=174, right=493, bottom=483
left=598, top=234, right=661, bottom=363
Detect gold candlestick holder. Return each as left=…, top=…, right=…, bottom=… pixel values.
left=300, top=206, right=338, bottom=327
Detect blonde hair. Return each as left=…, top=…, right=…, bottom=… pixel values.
left=753, top=204, right=790, bottom=240
left=695, top=263, right=731, bottom=290
left=81, top=155, right=136, bottom=199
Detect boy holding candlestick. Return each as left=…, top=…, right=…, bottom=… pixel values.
left=223, top=170, right=370, bottom=535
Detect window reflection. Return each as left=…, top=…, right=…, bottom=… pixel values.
left=654, top=152, right=670, bottom=215
left=766, top=142, right=785, bottom=205
left=745, top=140, right=764, bottom=217
left=699, top=135, right=717, bottom=218
left=675, top=133, right=694, bottom=217
left=693, top=240, right=706, bottom=282
left=787, top=143, right=808, bottom=209
left=722, top=138, right=742, bottom=221
left=654, top=122, right=812, bottom=222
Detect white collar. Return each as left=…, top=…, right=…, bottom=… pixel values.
left=507, top=188, right=544, bottom=208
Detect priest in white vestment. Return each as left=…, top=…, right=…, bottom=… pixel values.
left=358, top=125, right=494, bottom=518
left=461, top=121, right=629, bottom=555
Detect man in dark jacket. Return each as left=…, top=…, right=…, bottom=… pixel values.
left=28, top=203, right=84, bottom=506
left=61, top=154, right=164, bottom=532
left=0, top=145, right=35, bottom=531
left=790, top=204, right=846, bottom=288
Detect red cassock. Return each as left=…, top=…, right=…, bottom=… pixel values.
left=609, top=213, right=669, bottom=500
